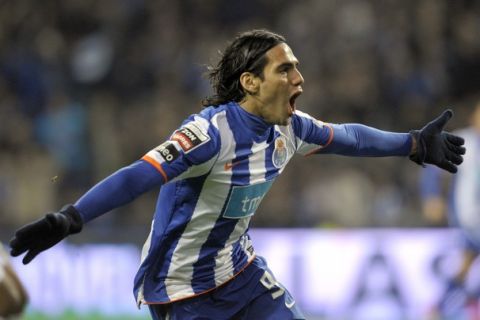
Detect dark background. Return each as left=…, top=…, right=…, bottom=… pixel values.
left=1, top=0, right=479, bottom=245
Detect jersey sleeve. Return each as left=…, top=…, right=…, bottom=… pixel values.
left=142, top=114, right=220, bottom=183
left=290, top=110, right=334, bottom=155
left=290, top=110, right=411, bottom=157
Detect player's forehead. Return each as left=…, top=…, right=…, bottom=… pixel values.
left=264, top=43, right=299, bottom=68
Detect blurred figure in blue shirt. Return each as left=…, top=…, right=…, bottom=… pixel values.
left=421, top=100, right=480, bottom=316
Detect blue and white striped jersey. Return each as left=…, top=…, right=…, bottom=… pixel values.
left=449, top=128, right=480, bottom=246
left=133, top=102, right=333, bottom=304
left=420, top=127, right=480, bottom=248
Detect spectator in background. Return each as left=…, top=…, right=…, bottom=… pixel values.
left=1, top=0, right=480, bottom=231
left=35, top=88, right=91, bottom=198
left=420, top=99, right=480, bottom=316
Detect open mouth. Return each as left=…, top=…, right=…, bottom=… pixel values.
left=288, top=91, right=302, bottom=114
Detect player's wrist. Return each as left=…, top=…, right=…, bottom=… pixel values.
left=408, top=130, right=426, bottom=165
left=59, top=204, right=83, bottom=234
left=409, top=131, right=418, bottom=156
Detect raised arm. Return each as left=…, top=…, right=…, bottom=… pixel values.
left=319, top=123, right=412, bottom=157
left=9, top=160, right=164, bottom=264
left=10, top=114, right=220, bottom=265
left=320, top=109, right=465, bottom=173
left=75, top=160, right=165, bottom=223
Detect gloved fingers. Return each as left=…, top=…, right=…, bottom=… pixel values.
left=436, top=159, right=457, bottom=174
left=445, top=133, right=465, bottom=147
left=430, top=109, right=453, bottom=131
left=10, top=217, right=52, bottom=257
left=14, top=217, right=52, bottom=242
left=445, top=149, right=463, bottom=165
left=9, top=238, right=31, bottom=257
left=22, top=248, right=42, bottom=265
left=445, top=139, right=466, bottom=156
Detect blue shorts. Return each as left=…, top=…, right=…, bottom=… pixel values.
left=148, top=256, right=305, bottom=320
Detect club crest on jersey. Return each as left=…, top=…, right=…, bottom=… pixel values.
left=171, top=122, right=210, bottom=153
left=272, top=136, right=288, bottom=168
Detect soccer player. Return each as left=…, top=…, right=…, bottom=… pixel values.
left=0, top=243, right=28, bottom=318
left=420, top=100, right=480, bottom=316
left=10, top=29, right=465, bottom=320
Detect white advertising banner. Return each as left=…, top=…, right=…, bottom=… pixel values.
left=10, top=228, right=478, bottom=319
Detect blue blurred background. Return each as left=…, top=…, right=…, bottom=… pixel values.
left=1, top=0, right=480, bottom=319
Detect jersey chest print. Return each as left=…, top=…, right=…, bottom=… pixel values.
left=222, top=180, right=274, bottom=219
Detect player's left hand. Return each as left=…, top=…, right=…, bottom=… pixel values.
left=409, top=109, right=466, bottom=173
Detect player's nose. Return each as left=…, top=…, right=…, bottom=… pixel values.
left=291, top=68, right=304, bottom=86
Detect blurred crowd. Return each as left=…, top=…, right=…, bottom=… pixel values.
left=1, top=0, right=480, bottom=242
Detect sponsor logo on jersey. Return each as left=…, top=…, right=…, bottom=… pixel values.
left=155, top=142, right=179, bottom=163
left=171, top=123, right=210, bottom=153
left=222, top=180, right=274, bottom=219
left=272, top=136, right=288, bottom=168
left=224, top=158, right=248, bottom=171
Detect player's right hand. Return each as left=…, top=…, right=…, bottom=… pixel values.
left=9, top=205, right=83, bottom=264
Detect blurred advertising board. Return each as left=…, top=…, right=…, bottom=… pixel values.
left=11, top=228, right=477, bottom=319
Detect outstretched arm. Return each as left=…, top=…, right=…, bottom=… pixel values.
left=319, top=123, right=413, bottom=157
left=319, top=109, right=465, bottom=173
left=9, top=113, right=220, bottom=265
left=9, top=160, right=164, bottom=264
left=75, top=160, right=164, bottom=223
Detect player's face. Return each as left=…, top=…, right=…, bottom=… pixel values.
left=256, top=43, right=304, bottom=125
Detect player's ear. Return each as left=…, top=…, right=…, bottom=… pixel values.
left=240, top=72, right=260, bottom=95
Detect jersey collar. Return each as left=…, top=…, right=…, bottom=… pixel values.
left=229, top=101, right=272, bottom=138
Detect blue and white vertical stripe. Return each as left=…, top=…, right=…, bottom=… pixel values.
left=134, top=102, right=332, bottom=304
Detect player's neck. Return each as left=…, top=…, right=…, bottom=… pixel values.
left=239, top=96, right=263, bottom=119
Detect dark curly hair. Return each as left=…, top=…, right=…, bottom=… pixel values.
left=202, top=29, right=286, bottom=107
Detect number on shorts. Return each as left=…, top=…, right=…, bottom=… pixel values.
left=260, top=270, right=285, bottom=300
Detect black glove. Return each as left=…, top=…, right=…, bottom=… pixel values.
left=409, top=109, right=466, bottom=173
left=9, top=204, right=83, bottom=264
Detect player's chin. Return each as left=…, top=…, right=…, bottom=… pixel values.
left=266, top=113, right=291, bottom=126
left=276, top=116, right=291, bottom=126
